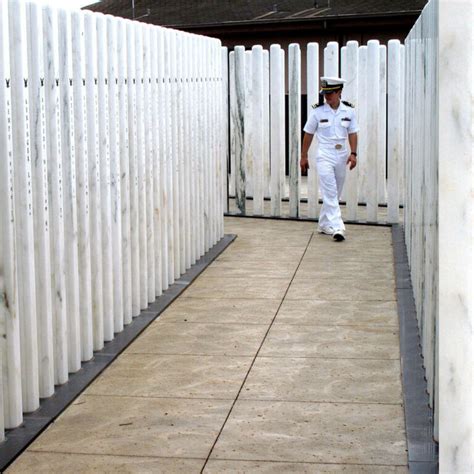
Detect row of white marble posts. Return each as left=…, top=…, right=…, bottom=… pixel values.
left=404, top=0, right=474, bottom=470
left=227, top=41, right=404, bottom=223
left=0, top=0, right=225, bottom=440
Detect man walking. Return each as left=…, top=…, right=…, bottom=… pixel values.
left=300, top=77, right=359, bottom=242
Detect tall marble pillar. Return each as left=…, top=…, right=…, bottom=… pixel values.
left=270, top=44, right=284, bottom=217
left=233, top=46, right=246, bottom=214
left=288, top=43, right=301, bottom=218
left=366, top=40, right=380, bottom=221
left=306, top=42, right=319, bottom=219
left=0, top=0, right=22, bottom=429
left=251, top=45, right=264, bottom=215
left=387, top=40, right=401, bottom=223
left=439, top=0, right=473, bottom=471
left=9, top=0, right=40, bottom=411
left=342, top=41, right=359, bottom=220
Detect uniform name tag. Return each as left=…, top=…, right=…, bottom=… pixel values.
left=319, top=119, right=329, bottom=123
left=342, top=117, right=351, bottom=121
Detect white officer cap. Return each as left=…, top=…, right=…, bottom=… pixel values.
left=320, top=76, right=346, bottom=94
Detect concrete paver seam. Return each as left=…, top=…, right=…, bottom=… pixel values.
left=199, top=232, right=316, bottom=473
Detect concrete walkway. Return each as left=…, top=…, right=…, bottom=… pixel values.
left=8, top=217, right=408, bottom=473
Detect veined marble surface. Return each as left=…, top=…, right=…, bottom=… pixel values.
left=438, top=0, right=473, bottom=470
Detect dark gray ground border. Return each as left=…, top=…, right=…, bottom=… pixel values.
left=392, top=225, right=438, bottom=473
left=0, top=234, right=236, bottom=472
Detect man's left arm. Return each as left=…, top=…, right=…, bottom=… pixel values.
left=347, top=133, right=358, bottom=170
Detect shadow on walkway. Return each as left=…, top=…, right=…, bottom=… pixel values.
left=8, top=217, right=408, bottom=473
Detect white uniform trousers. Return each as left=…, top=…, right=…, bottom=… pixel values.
left=316, top=148, right=347, bottom=231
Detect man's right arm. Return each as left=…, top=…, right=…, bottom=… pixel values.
left=300, top=133, right=314, bottom=172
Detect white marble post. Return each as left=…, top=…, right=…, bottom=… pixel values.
left=0, top=0, right=22, bottom=429
left=157, top=27, right=169, bottom=289
left=151, top=26, right=162, bottom=297
left=439, top=0, right=473, bottom=470
left=378, top=45, right=387, bottom=205
left=251, top=45, right=264, bottom=215
left=193, top=36, right=202, bottom=256
left=135, top=21, right=149, bottom=303
left=233, top=46, right=246, bottom=213
left=270, top=44, right=283, bottom=216
left=244, top=50, right=253, bottom=201
left=210, top=40, right=219, bottom=244
left=387, top=40, right=400, bottom=223
left=126, top=21, right=141, bottom=308
left=107, top=16, right=124, bottom=331
left=205, top=38, right=213, bottom=249
left=26, top=2, right=54, bottom=398
left=399, top=44, right=406, bottom=207
left=116, top=19, right=131, bottom=323
left=342, top=41, right=359, bottom=220
left=171, top=32, right=182, bottom=268
left=42, top=5, right=68, bottom=382
left=72, top=10, right=93, bottom=361
left=221, top=47, right=229, bottom=212
left=58, top=8, right=81, bottom=369
left=366, top=40, right=380, bottom=221
left=357, top=45, right=367, bottom=205
left=324, top=41, right=339, bottom=77
left=9, top=0, right=40, bottom=411
left=263, top=49, right=270, bottom=201
left=182, top=34, right=192, bottom=267
left=143, top=25, right=156, bottom=299
left=288, top=43, right=301, bottom=218
left=84, top=11, right=104, bottom=349
left=306, top=42, right=319, bottom=219
left=229, top=51, right=236, bottom=200
left=96, top=13, right=114, bottom=340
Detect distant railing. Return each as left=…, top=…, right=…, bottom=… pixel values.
left=226, top=40, right=406, bottom=224
left=0, top=0, right=225, bottom=439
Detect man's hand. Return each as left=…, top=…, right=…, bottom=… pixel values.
left=347, top=154, right=357, bottom=170
left=300, top=155, right=309, bottom=173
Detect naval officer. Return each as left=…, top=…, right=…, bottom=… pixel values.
left=300, top=77, right=359, bottom=242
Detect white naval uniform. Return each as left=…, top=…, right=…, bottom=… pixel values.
left=303, top=101, right=359, bottom=231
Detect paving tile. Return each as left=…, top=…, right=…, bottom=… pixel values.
left=204, top=460, right=408, bottom=473
left=86, top=354, right=252, bottom=399
left=183, top=277, right=290, bottom=300
left=240, top=357, right=403, bottom=404
left=211, top=400, right=407, bottom=465
left=259, top=324, right=400, bottom=359
left=126, top=321, right=268, bottom=356
left=230, top=235, right=311, bottom=248
left=203, top=260, right=298, bottom=279
left=296, top=259, right=395, bottom=279
left=161, top=297, right=281, bottom=324
left=29, top=395, right=232, bottom=459
left=7, top=452, right=205, bottom=473
left=275, top=300, right=398, bottom=326
left=286, top=277, right=396, bottom=301
left=303, top=252, right=393, bottom=263
left=217, top=247, right=304, bottom=263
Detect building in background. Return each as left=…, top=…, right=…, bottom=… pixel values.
left=84, top=0, right=427, bottom=92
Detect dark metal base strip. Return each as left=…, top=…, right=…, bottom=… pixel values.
left=224, top=212, right=393, bottom=227
left=392, top=225, right=438, bottom=473
left=0, top=234, right=237, bottom=472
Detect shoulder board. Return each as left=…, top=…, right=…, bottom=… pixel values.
left=342, top=100, right=354, bottom=108
left=311, top=103, right=323, bottom=109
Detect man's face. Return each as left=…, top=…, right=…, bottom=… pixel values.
left=324, top=89, right=341, bottom=107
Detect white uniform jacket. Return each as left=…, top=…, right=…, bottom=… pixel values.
left=303, top=101, right=359, bottom=157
